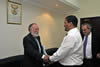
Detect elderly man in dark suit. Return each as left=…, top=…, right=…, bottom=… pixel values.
left=22, top=23, right=47, bottom=67
left=81, top=23, right=100, bottom=67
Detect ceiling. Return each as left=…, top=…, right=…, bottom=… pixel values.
left=24, top=0, right=80, bottom=15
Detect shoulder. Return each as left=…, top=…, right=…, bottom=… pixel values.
left=64, top=34, right=75, bottom=41
left=23, top=33, right=32, bottom=40
left=67, top=31, right=82, bottom=41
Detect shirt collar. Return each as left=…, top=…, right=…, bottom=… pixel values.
left=85, top=32, right=92, bottom=37
left=67, top=27, right=78, bottom=34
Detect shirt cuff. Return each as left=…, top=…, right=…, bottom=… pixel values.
left=42, top=55, right=45, bottom=59
left=49, top=56, right=57, bottom=62
left=49, top=56, right=53, bottom=61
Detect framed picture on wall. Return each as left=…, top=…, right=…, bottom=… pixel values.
left=7, top=0, right=22, bottom=24
left=8, top=0, right=22, bottom=4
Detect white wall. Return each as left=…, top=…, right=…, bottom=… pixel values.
left=68, top=0, right=100, bottom=29
left=80, top=0, right=100, bottom=17
left=0, top=0, right=24, bottom=59
left=22, top=2, right=66, bottom=49
left=0, top=0, right=66, bottom=59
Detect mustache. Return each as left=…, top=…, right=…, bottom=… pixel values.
left=31, top=32, right=39, bottom=37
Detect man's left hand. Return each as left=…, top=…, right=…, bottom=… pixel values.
left=96, top=53, right=100, bottom=59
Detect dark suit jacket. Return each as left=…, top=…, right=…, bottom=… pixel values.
left=83, top=32, right=99, bottom=60
left=92, top=29, right=100, bottom=60
left=23, top=33, right=44, bottom=67
left=91, top=29, right=100, bottom=66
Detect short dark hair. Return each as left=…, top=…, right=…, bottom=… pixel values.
left=28, top=23, right=37, bottom=32
left=65, top=15, right=78, bottom=27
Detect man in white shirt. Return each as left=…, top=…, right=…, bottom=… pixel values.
left=43, top=15, right=83, bottom=67
left=81, top=23, right=100, bottom=67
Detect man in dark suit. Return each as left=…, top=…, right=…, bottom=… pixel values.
left=23, top=23, right=47, bottom=67
left=81, top=23, right=100, bottom=67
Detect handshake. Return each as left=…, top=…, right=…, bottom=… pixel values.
left=43, top=55, right=54, bottom=65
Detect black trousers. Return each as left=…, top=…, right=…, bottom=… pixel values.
left=46, top=62, right=82, bottom=67
left=82, top=58, right=94, bottom=67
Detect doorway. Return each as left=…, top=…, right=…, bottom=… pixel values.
left=80, top=16, right=100, bottom=67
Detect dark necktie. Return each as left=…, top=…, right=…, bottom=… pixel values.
left=83, top=36, right=88, bottom=58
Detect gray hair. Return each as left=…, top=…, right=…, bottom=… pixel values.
left=82, top=23, right=92, bottom=31
left=28, top=23, right=37, bottom=32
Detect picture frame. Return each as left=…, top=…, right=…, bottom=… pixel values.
left=8, top=0, right=22, bottom=4
left=7, top=0, right=22, bottom=25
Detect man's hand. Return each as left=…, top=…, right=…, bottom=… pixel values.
left=43, top=55, right=49, bottom=62
left=96, top=53, right=100, bottom=59
left=43, top=55, right=54, bottom=66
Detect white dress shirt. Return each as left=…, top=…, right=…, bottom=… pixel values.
left=50, top=28, right=83, bottom=66
left=83, top=32, right=92, bottom=59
